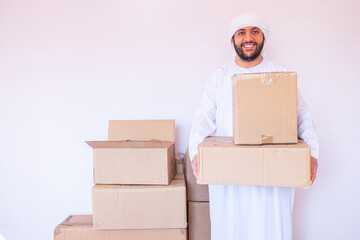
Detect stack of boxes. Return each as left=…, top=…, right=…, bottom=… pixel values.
left=185, top=150, right=211, bottom=240
left=54, top=72, right=310, bottom=240
left=54, top=120, right=187, bottom=240
left=197, top=72, right=312, bottom=187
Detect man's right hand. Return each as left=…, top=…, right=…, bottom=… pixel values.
left=192, top=154, right=199, bottom=180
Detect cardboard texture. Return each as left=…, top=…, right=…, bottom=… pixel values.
left=108, top=120, right=175, bottom=142
left=86, top=140, right=176, bottom=185
left=197, top=137, right=311, bottom=187
left=54, top=215, right=187, bottom=240
left=188, top=202, right=211, bottom=240
left=92, top=174, right=187, bottom=229
left=185, top=149, right=209, bottom=201
left=232, top=72, right=297, bottom=145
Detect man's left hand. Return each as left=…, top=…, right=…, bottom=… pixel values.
left=310, top=156, right=317, bottom=185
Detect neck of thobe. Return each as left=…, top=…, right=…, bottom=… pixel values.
left=235, top=54, right=263, bottom=69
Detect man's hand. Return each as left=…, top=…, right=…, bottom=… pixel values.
left=192, top=154, right=199, bottom=180
left=311, top=156, right=317, bottom=185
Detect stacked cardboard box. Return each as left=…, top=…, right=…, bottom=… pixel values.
left=185, top=150, right=211, bottom=240
left=54, top=120, right=187, bottom=239
left=54, top=215, right=187, bottom=240
left=197, top=72, right=312, bottom=188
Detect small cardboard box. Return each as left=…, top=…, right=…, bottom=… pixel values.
left=54, top=215, right=187, bottom=240
left=197, top=137, right=311, bottom=187
left=86, top=120, right=176, bottom=185
left=185, top=149, right=209, bottom=202
left=188, top=202, right=211, bottom=240
left=92, top=174, right=187, bottom=229
left=232, top=72, right=297, bottom=145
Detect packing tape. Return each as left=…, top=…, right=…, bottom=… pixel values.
left=261, top=135, right=273, bottom=144
left=232, top=72, right=296, bottom=86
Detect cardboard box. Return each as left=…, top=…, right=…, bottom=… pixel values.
left=108, top=119, right=175, bottom=142
left=185, top=149, right=209, bottom=202
left=86, top=120, right=176, bottom=185
left=197, top=137, right=311, bottom=187
left=54, top=215, right=187, bottom=240
left=86, top=140, right=176, bottom=185
left=188, top=202, right=210, bottom=240
left=232, top=72, right=297, bottom=145
left=92, top=174, right=187, bottom=229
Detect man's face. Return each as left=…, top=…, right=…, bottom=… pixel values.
left=232, top=26, right=264, bottom=61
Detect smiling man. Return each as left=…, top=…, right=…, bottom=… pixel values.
left=189, top=12, right=319, bottom=240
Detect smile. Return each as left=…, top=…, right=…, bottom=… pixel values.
left=241, top=43, right=257, bottom=50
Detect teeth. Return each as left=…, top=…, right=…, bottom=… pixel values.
left=244, top=44, right=254, bottom=47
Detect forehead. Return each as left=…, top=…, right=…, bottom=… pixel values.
left=237, top=26, right=261, bottom=32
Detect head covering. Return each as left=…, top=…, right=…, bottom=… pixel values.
left=228, top=12, right=269, bottom=41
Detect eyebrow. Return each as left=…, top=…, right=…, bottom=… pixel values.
left=238, top=27, right=261, bottom=31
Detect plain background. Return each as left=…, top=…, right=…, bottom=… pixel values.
left=1, top=0, right=359, bottom=239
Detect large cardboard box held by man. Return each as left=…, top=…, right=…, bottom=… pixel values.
left=92, top=174, right=187, bottom=229
left=86, top=120, right=176, bottom=185
left=232, top=72, right=298, bottom=145
left=197, top=137, right=311, bottom=187
left=54, top=215, right=187, bottom=240
left=188, top=202, right=211, bottom=240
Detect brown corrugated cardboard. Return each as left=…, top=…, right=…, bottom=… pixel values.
left=108, top=120, right=175, bottom=142
left=232, top=72, right=297, bottom=145
left=92, top=174, right=187, bottom=229
left=54, top=215, right=187, bottom=240
left=188, top=202, right=211, bottom=240
left=198, top=137, right=311, bottom=187
left=86, top=140, right=176, bottom=185
left=185, top=149, right=209, bottom=201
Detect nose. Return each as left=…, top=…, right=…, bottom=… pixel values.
left=244, top=31, right=254, bottom=42
left=244, top=31, right=253, bottom=42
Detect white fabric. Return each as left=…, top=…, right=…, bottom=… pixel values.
left=188, top=58, right=319, bottom=240
left=228, top=12, right=270, bottom=41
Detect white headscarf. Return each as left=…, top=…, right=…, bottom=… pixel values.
left=228, top=12, right=269, bottom=41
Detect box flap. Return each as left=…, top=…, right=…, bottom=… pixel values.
left=61, top=215, right=93, bottom=226
left=86, top=140, right=172, bottom=149
left=108, top=120, right=175, bottom=142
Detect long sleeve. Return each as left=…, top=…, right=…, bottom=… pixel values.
left=297, top=89, right=319, bottom=159
left=188, top=71, right=219, bottom=167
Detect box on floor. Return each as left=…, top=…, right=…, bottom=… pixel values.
left=188, top=202, right=210, bottom=240
left=54, top=215, right=187, bottom=240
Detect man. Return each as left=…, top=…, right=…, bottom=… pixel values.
left=188, top=12, right=319, bottom=240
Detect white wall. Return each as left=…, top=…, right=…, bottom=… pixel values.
left=0, top=0, right=359, bottom=239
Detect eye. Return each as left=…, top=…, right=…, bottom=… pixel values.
left=237, top=31, right=245, bottom=36
left=252, top=30, right=260, bottom=34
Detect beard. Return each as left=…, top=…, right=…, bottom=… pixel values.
left=233, top=38, right=264, bottom=61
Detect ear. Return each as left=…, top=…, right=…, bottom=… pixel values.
left=231, top=36, right=234, bottom=45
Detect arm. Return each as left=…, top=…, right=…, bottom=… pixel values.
left=188, top=71, right=219, bottom=178
left=297, top=90, right=319, bottom=184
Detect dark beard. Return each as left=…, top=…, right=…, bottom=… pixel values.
left=233, top=38, right=264, bottom=61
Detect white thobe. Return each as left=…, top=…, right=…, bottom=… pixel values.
left=189, top=58, right=319, bottom=240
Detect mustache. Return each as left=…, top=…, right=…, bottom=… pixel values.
left=241, top=42, right=258, bottom=46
